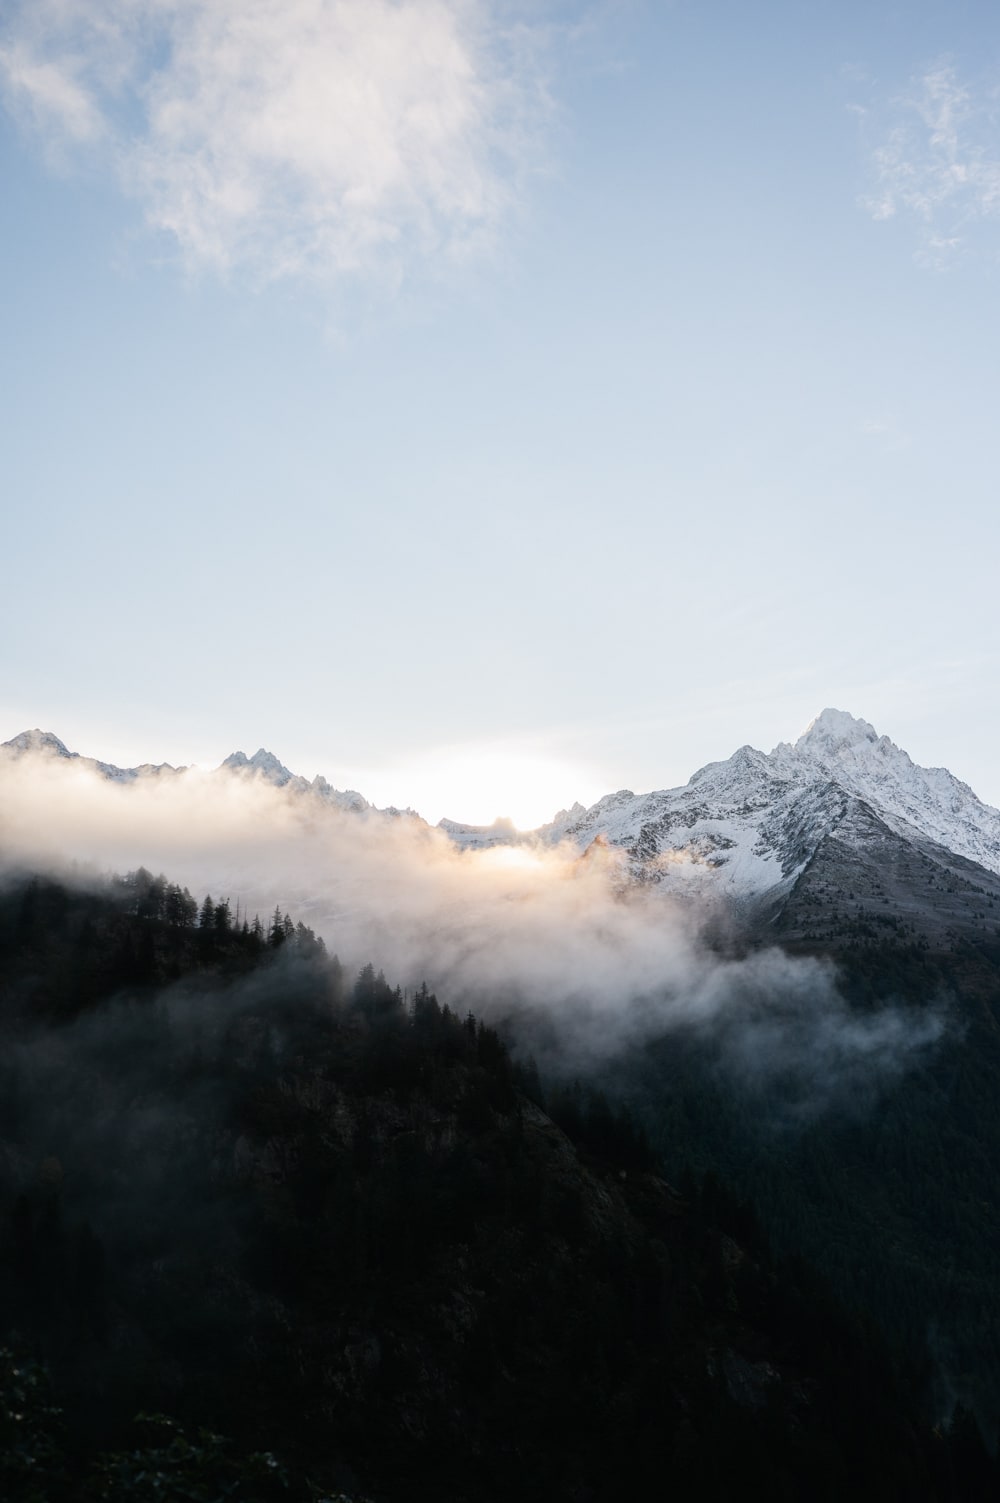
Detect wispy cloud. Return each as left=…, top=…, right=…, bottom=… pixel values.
left=858, top=59, right=1000, bottom=266
left=0, top=0, right=550, bottom=287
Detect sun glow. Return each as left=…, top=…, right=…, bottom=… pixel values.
left=356, top=745, right=605, bottom=831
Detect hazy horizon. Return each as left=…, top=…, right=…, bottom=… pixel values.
left=4, top=699, right=995, bottom=831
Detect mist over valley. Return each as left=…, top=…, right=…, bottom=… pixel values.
left=2, top=710, right=1000, bottom=1498
left=6, top=2, right=1000, bottom=1492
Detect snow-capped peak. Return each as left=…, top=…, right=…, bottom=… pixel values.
left=4, top=729, right=74, bottom=758
left=220, top=748, right=294, bottom=786
left=6, top=713, right=1000, bottom=904
left=247, top=749, right=293, bottom=783
left=759, top=708, right=1000, bottom=867
left=796, top=707, right=880, bottom=752
left=535, top=708, right=1000, bottom=907
left=770, top=708, right=919, bottom=790
left=771, top=708, right=890, bottom=767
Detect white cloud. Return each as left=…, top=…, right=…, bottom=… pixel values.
left=0, top=0, right=548, bottom=285
left=859, top=59, right=1000, bottom=265
left=0, top=42, right=106, bottom=144
left=0, top=750, right=946, bottom=1109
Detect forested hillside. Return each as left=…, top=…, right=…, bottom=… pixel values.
left=0, top=867, right=997, bottom=1500
left=605, top=925, right=1000, bottom=1444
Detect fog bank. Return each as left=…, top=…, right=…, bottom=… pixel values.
left=0, top=752, right=945, bottom=1095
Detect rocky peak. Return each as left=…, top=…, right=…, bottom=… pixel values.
left=770, top=708, right=911, bottom=784
left=3, top=729, right=75, bottom=758
left=220, top=748, right=293, bottom=786
left=797, top=707, right=880, bottom=752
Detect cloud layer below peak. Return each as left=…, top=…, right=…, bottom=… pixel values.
left=0, top=0, right=547, bottom=287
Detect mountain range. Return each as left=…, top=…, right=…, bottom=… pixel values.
left=8, top=709, right=1000, bottom=947
left=4, top=714, right=1000, bottom=1479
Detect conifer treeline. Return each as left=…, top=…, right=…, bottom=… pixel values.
left=112, top=864, right=325, bottom=954
left=0, top=866, right=326, bottom=1015
left=1, top=863, right=999, bottom=1500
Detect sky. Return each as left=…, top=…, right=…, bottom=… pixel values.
left=2, top=0, right=1000, bottom=828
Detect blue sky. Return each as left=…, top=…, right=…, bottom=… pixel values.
left=2, top=0, right=1000, bottom=825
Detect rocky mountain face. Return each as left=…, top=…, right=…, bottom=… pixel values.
left=7, top=710, right=1000, bottom=943
left=444, top=710, right=1000, bottom=944
left=219, top=747, right=371, bottom=812
left=0, top=729, right=372, bottom=813
left=537, top=709, right=998, bottom=876
left=5, top=721, right=1000, bottom=1482
left=1, top=728, right=178, bottom=783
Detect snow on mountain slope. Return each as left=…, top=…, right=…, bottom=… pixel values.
left=534, top=709, right=1000, bottom=907
left=221, top=748, right=371, bottom=813
left=1, top=728, right=178, bottom=783
left=0, top=731, right=371, bottom=814
left=3, top=730, right=75, bottom=759
left=771, top=709, right=1000, bottom=873
left=5, top=712, right=1000, bottom=913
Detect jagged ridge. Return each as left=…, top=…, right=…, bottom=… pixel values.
left=529, top=709, right=1000, bottom=917
left=6, top=711, right=1000, bottom=926
left=1, top=729, right=370, bottom=813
